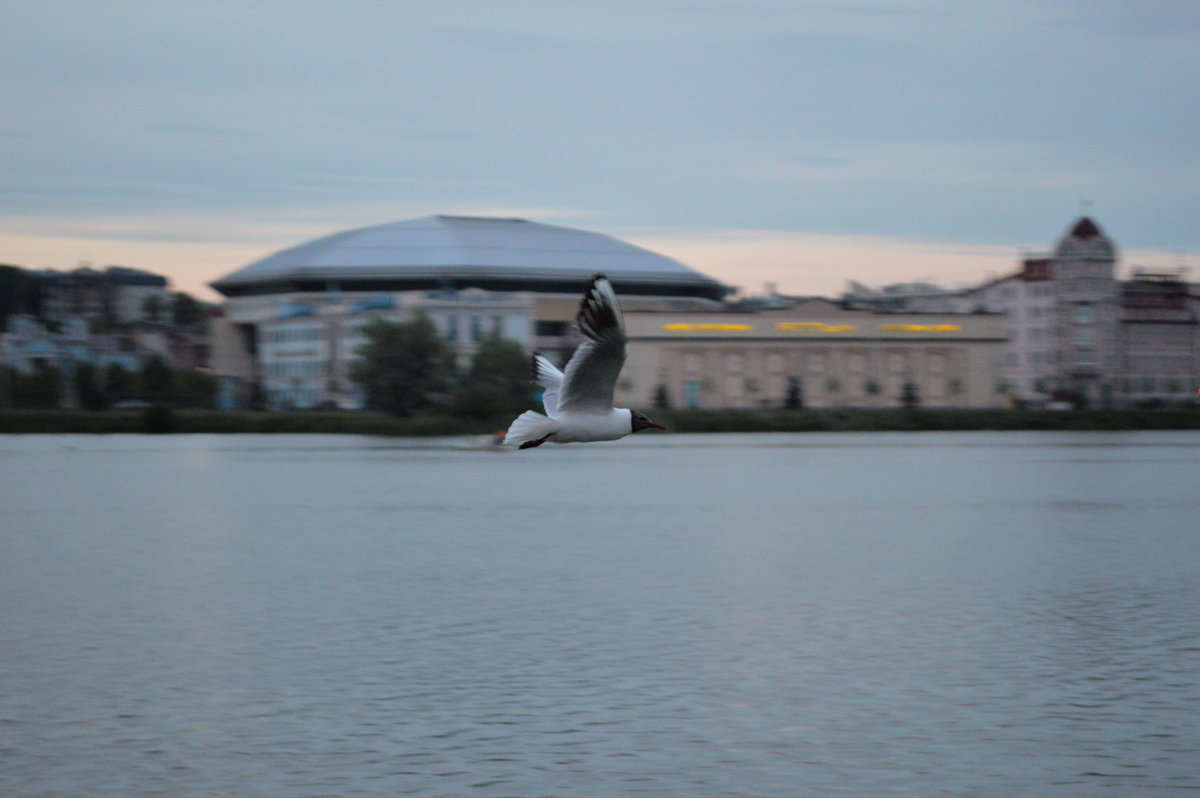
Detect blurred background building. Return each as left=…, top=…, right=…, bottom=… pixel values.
left=206, top=213, right=1199, bottom=411
left=848, top=218, right=1199, bottom=408
left=7, top=213, right=1193, bottom=411
left=0, top=263, right=212, bottom=409
left=208, top=215, right=730, bottom=409
left=620, top=302, right=1007, bottom=410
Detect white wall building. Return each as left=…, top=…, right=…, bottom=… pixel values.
left=616, top=300, right=1008, bottom=410
left=951, top=218, right=1198, bottom=407
left=248, top=289, right=535, bottom=410
left=210, top=215, right=728, bottom=408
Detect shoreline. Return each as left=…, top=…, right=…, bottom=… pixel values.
left=3, top=407, right=1199, bottom=435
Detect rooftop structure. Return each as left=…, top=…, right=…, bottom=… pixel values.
left=212, top=215, right=731, bottom=301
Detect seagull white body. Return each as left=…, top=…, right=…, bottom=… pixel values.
left=503, top=275, right=664, bottom=449
left=539, top=407, right=634, bottom=444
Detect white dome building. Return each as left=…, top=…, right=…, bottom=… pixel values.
left=210, top=216, right=730, bottom=409
left=212, top=215, right=729, bottom=301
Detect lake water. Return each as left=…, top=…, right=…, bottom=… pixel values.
left=1, top=431, right=1198, bottom=797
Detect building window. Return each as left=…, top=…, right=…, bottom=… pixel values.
left=1073, top=303, right=1094, bottom=323
left=683, top=380, right=701, bottom=409
left=470, top=315, right=483, bottom=342
left=444, top=315, right=459, bottom=342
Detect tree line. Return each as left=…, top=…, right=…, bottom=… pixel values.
left=348, top=315, right=927, bottom=419
left=0, top=358, right=217, bottom=411
left=350, top=315, right=536, bottom=421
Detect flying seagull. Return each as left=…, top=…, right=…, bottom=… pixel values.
left=503, top=274, right=666, bottom=449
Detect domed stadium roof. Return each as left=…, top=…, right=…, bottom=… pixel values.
left=212, top=215, right=731, bottom=300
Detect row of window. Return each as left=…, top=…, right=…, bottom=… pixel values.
left=266, top=389, right=321, bottom=409
left=994, top=283, right=1056, bottom=301
left=264, top=361, right=322, bottom=379
left=1009, top=350, right=1107, bottom=368
left=1009, top=326, right=1064, bottom=342
left=1123, top=354, right=1193, bottom=371
left=677, top=375, right=960, bottom=409
left=342, top=314, right=509, bottom=343
left=443, top=314, right=506, bottom=343
left=1122, top=377, right=1196, bottom=394
left=682, top=351, right=949, bottom=378
left=263, top=327, right=320, bottom=344
left=1014, top=305, right=1053, bottom=319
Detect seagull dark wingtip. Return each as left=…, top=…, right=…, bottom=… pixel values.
left=575, top=274, right=621, bottom=342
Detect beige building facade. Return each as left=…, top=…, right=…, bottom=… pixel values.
left=948, top=218, right=1198, bottom=407
left=612, top=300, right=1008, bottom=410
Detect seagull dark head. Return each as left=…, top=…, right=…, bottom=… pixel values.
left=630, top=410, right=666, bottom=433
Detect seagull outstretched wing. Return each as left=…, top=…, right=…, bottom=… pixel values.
left=531, top=352, right=564, bottom=417
left=557, top=274, right=627, bottom=414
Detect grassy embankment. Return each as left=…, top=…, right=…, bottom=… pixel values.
left=2, top=407, right=1199, bottom=435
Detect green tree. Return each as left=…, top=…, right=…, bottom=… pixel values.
left=171, top=368, right=219, bottom=408
left=0, top=366, right=15, bottom=409
left=865, top=379, right=881, bottom=407
left=105, top=363, right=135, bottom=404
left=74, top=362, right=108, bottom=410
left=170, top=292, right=207, bottom=327
left=350, top=314, right=456, bottom=416
left=0, top=265, right=44, bottom=325
left=12, top=365, right=62, bottom=408
left=446, top=336, right=534, bottom=420
left=783, top=376, right=804, bottom=410
left=653, top=384, right=671, bottom=411
left=901, top=381, right=921, bottom=409
left=141, top=294, right=164, bottom=322
left=466, top=336, right=528, bottom=394
left=139, top=355, right=173, bottom=402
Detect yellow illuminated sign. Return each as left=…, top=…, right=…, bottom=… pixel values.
left=776, top=322, right=856, bottom=333
left=878, top=324, right=962, bottom=332
left=661, top=323, right=755, bottom=332
left=658, top=321, right=961, bottom=334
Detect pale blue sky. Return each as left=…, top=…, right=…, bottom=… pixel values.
left=2, top=0, right=1197, bottom=298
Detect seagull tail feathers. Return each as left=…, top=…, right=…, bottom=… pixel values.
left=503, top=410, right=554, bottom=449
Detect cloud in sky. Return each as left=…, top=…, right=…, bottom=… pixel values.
left=1, top=0, right=1197, bottom=296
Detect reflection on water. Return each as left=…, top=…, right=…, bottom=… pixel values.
left=1, top=431, right=1198, bottom=796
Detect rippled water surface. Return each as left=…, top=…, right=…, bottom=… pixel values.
left=2, top=431, right=1198, bottom=796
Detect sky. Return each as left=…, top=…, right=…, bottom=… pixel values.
left=2, top=0, right=1197, bottom=301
